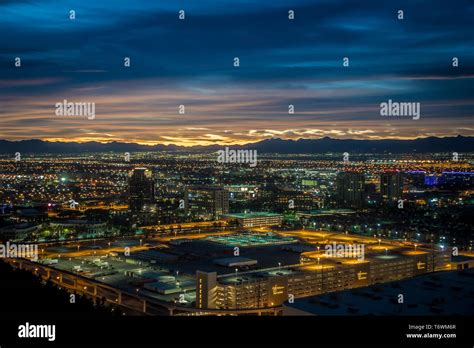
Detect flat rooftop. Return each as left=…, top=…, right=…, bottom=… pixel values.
left=213, top=257, right=257, bottom=267
left=302, top=245, right=434, bottom=265
left=297, top=209, right=356, bottom=216
left=452, top=255, right=474, bottom=262
left=285, top=269, right=474, bottom=315
left=171, top=239, right=303, bottom=275
left=224, top=212, right=282, bottom=218
left=205, top=232, right=297, bottom=247
left=218, top=267, right=299, bottom=285
left=33, top=230, right=452, bottom=309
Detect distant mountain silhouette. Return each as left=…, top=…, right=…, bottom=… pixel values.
left=243, top=136, right=474, bottom=153
left=0, top=136, right=472, bottom=154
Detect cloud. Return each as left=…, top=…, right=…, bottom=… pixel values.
left=0, top=0, right=473, bottom=144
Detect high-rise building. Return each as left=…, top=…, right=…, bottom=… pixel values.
left=185, top=186, right=229, bottom=220
left=128, top=168, right=155, bottom=212
left=336, top=172, right=365, bottom=208
left=380, top=172, right=403, bottom=203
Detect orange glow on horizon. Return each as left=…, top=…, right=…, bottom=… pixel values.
left=42, top=136, right=262, bottom=147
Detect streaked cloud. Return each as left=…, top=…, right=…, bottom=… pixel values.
left=0, top=0, right=473, bottom=145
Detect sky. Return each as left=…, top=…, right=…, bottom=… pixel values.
left=0, top=0, right=473, bottom=146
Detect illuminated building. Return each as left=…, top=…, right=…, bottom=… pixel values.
left=128, top=168, right=155, bottom=213
left=336, top=172, right=365, bottom=208
left=425, top=175, right=440, bottom=186
left=404, top=170, right=426, bottom=191
left=222, top=212, right=282, bottom=228
left=225, top=185, right=258, bottom=202
left=439, top=172, right=474, bottom=189
left=275, top=190, right=314, bottom=212
left=380, top=172, right=403, bottom=203
left=196, top=271, right=217, bottom=309
left=0, top=223, right=42, bottom=242
left=185, top=186, right=229, bottom=220
left=196, top=246, right=450, bottom=310
left=49, top=220, right=109, bottom=238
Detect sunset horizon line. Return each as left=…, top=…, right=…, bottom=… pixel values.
left=0, top=134, right=470, bottom=148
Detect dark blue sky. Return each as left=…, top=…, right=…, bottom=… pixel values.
left=0, top=0, right=473, bottom=145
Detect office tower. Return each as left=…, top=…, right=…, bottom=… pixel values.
left=128, top=168, right=155, bottom=212
left=380, top=172, right=403, bottom=202
left=185, top=186, right=229, bottom=220
left=336, top=172, right=365, bottom=208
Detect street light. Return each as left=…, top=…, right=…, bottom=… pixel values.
left=414, top=244, right=417, bottom=251
left=235, top=268, right=238, bottom=280
left=317, top=257, right=320, bottom=265
left=278, top=262, right=281, bottom=270
left=378, top=239, right=381, bottom=246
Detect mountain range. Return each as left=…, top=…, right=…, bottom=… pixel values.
left=0, top=136, right=472, bottom=154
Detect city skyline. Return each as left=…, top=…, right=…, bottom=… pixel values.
left=1, top=0, right=473, bottom=146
